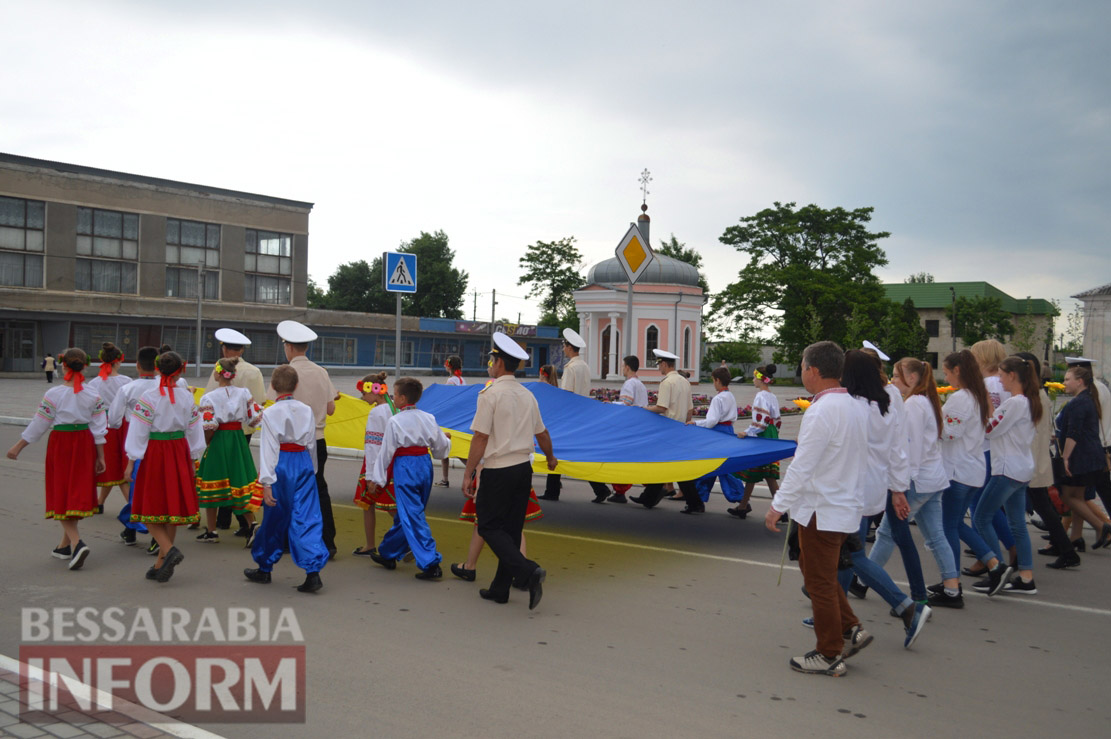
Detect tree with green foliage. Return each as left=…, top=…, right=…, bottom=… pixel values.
left=703, top=338, right=763, bottom=375
left=657, top=233, right=709, bottom=294
left=711, top=202, right=891, bottom=364
left=399, top=230, right=468, bottom=319
left=518, top=236, right=585, bottom=329
left=306, top=278, right=327, bottom=309
left=1058, top=302, right=1084, bottom=354
left=944, top=296, right=1015, bottom=346
left=313, top=230, right=468, bottom=318
left=880, top=297, right=930, bottom=361
left=1011, top=297, right=1040, bottom=354
left=904, top=272, right=935, bottom=283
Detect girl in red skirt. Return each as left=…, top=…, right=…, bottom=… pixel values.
left=451, top=464, right=543, bottom=583
left=87, top=342, right=131, bottom=512
left=353, top=372, right=396, bottom=556
left=7, top=348, right=107, bottom=570
left=123, top=351, right=206, bottom=582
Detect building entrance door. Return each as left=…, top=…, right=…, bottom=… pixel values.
left=601, top=326, right=612, bottom=377
left=0, top=321, right=36, bottom=371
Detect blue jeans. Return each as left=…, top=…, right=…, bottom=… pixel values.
left=873, top=483, right=957, bottom=581
left=945, top=480, right=993, bottom=570
left=868, top=492, right=927, bottom=601
left=839, top=516, right=913, bottom=614
left=973, top=475, right=1032, bottom=570
left=971, top=451, right=1015, bottom=550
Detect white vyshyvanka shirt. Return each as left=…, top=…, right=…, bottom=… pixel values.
left=446, top=374, right=465, bottom=386
left=619, top=376, right=649, bottom=407
left=368, top=408, right=452, bottom=487
left=108, top=377, right=187, bottom=429
left=257, top=397, right=317, bottom=486
left=696, top=390, right=737, bottom=428
left=940, top=388, right=987, bottom=487
left=744, top=389, right=781, bottom=437
left=771, top=388, right=867, bottom=533
left=22, top=385, right=108, bottom=445
left=904, top=394, right=950, bottom=494
left=86, top=375, right=131, bottom=427
left=125, top=383, right=205, bottom=461
left=982, top=375, right=1010, bottom=453
left=363, top=403, right=392, bottom=473
left=985, top=395, right=1035, bottom=482
left=199, top=386, right=262, bottom=430
left=857, top=396, right=909, bottom=516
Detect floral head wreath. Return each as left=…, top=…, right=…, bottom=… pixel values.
left=358, top=380, right=389, bottom=396
left=754, top=369, right=774, bottom=385
left=214, top=361, right=234, bottom=380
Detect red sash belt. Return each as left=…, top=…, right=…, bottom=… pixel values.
left=395, top=446, right=430, bottom=457
left=717, top=422, right=734, bottom=428
left=279, top=443, right=307, bottom=452
left=217, top=422, right=243, bottom=431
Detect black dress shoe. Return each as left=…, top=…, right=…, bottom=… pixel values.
left=369, top=551, right=397, bottom=570
left=607, top=493, right=628, bottom=504
left=727, top=504, right=752, bottom=519
left=297, top=572, right=323, bottom=593
left=848, top=577, right=869, bottom=599
left=1073, top=538, right=1087, bottom=553
left=479, top=588, right=509, bottom=604
left=527, top=567, right=546, bottom=610
left=629, top=495, right=656, bottom=509
left=450, top=563, right=476, bottom=581
left=1037, top=544, right=1061, bottom=556
left=538, top=493, right=560, bottom=501
left=1046, top=552, right=1081, bottom=569
left=415, top=564, right=443, bottom=580
left=155, top=547, right=184, bottom=583
left=244, top=568, right=272, bottom=583
left=679, top=505, right=705, bottom=515
left=591, top=494, right=608, bottom=504
left=1092, top=525, right=1111, bottom=550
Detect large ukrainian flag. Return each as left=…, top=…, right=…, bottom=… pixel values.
left=321, top=381, right=796, bottom=484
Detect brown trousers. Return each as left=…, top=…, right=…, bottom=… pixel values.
left=798, top=518, right=860, bottom=658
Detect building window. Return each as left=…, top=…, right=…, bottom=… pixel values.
left=376, top=339, right=414, bottom=367
left=316, top=336, right=356, bottom=365
left=925, top=319, right=940, bottom=338
left=76, top=259, right=137, bottom=294
left=645, top=325, right=659, bottom=364
left=75, top=205, right=141, bottom=294
left=245, top=229, right=292, bottom=304
left=0, top=196, right=45, bottom=287
left=166, top=218, right=220, bottom=300
left=683, top=327, right=692, bottom=368
left=242, top=329, right=284, bottom=365
left=925, top=352, right=939, bottom=370
left=431, top=341, right=461, bottom=367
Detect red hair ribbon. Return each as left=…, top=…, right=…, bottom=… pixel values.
left=158, top=362, right=185, bottom=404
left=98, top=353, right=123, bottom=380
left=453, top=369, right=462, bottom=379
left=64, top=368, right=84, bottom=394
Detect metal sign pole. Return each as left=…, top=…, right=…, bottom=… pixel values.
left=395, top=292, right=402, bottom=381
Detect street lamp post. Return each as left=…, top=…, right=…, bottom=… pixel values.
left=949, top=286, right=957, bottom=352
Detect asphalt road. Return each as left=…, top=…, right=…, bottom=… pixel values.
left=1, top=423, right=1109, bottom=738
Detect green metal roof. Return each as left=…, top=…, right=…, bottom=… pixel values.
left=883, top=282, right=1054, bottom=315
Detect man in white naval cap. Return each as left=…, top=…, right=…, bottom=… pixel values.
left=271, top=320, right=340, bottom=559
left=462, top=331, right=557, bottom=609
left=540, top=327, right=589, bottom=501
left=206, top=327, right=267, bottom=534
left=631, top=348, right=701, bottom=512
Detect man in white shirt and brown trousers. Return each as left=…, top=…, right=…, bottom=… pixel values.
left=463, top=332, right=558, bottom=609
left=765, top=341, right=871, bottom=677
left=540, top=328, right=589, bottom=501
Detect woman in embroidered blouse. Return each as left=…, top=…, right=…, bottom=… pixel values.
left=7, top=348, right=107, bottom=570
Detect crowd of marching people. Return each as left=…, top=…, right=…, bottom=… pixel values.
left=6, top=321, right=1110, bottom=654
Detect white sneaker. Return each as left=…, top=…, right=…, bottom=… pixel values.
left=790, top=650, right=846, bottom=676
left=841, top=625, right=873, bottom=659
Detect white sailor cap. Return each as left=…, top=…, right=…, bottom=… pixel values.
left=214, top=328, right=251, bottom=346
left=652, top=348, right=679, bottom=361
left=862, top=340, right=890, bottom=362
left=277, top=320, right=318, bottom=343
left=562, top=327, right=586, bottom=349
left=491, top=331, right=529, bottom=360
left=1065, top=356, right=1096, bottom=367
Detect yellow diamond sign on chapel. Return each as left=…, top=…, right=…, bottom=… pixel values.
left=614, top=223, right=655, bottom=284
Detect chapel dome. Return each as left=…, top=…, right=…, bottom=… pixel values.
left=586, top=253, right=702, bottom=289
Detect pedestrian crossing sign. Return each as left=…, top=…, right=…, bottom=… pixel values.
left=383, top=252, right=418, bottom=293
left=614, top=223, right=654, bottom=283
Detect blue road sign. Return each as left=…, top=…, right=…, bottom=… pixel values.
left=383, top=252, right=418, bottom=293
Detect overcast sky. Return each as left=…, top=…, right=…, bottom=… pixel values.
left=3, top=0, right=1107, bottom=329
